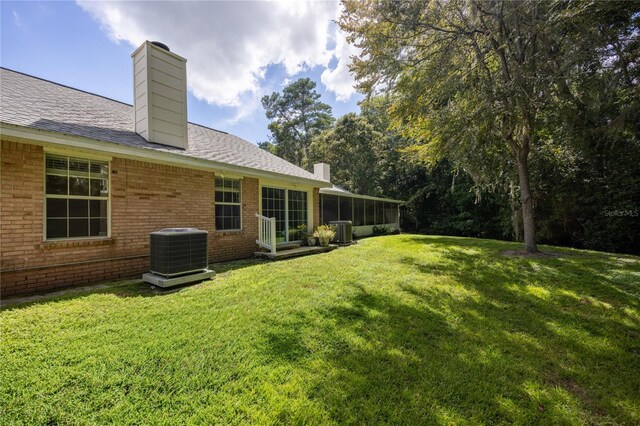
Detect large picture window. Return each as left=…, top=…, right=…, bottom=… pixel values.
left=288, top=190, right=308, bottom=241
left=261, top=187, right=286, bottom=242
left=215, top=177, right=242, bottom=230
left=262, top=187, right=309, bottom=242
left=45, top=154, right=109, bottom=239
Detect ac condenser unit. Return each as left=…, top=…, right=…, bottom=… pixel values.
left=329, top=220, right=353, bottom=245
left=149, top=228, right=208, bottom=277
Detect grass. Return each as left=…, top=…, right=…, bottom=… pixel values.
left=1, top=234, right=639, bottom=425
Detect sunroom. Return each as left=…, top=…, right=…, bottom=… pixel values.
left=320, top=186, right=402, bottom=237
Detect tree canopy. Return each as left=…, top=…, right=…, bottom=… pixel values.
left=309, top=113, right=384, bottom=195
left=257, top=2, right=639, bottom=254
left=259, top=78, right=334, bottom=169
left=339, top=0, right=640, bottom=253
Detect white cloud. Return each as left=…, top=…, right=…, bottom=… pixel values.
left=321, top=30, right=360, bottom=101
left=12, top=10, right=21, bottom=27
left=77, top=0, right=358, bottom=116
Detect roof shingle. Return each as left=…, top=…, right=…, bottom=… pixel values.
left=0, top=68, right=327, bottom=183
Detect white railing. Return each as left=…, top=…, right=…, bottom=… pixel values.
left=256, top=213, right=277, bottom=254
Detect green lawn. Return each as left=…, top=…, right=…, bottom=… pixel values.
left=1, top=235, right=639, bottom=425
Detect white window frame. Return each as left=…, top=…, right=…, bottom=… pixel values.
left=287, top=188, right=309, bottom=242
left=215, top=177, right=242, bottom=231
left=43, top=152, right=111, bottom=241
left=259, top=184, right=311, bottom=243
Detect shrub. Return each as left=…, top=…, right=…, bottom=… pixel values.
left=313, top=224, right=336, bottom=246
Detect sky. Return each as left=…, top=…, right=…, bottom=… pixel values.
left=1, top=1, right=363, bottom=144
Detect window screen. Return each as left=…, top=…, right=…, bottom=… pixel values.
left=353, top=198, right=365, bottom=226
left=339, top=197, right=353, bottom=221
left=321, top=195, right=339, bottom=224
left=365, top=199, right=375, bottom=225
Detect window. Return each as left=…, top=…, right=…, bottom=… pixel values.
left=45, top=154, right=109, bottom=239
left=262, top=187, right=309, bottom=242
left=215, top=177, right=241, bottom=230
left=288, top=190, right=308, bottom=241
left=261, top=187, right=286, bottom=242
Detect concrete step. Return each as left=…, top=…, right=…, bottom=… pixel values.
left=254, top=245, right=338, bottom=260
left=276, top=242, right=301, bottom=250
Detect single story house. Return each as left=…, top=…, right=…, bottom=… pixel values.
left=0, top=41, right=401, bottom=297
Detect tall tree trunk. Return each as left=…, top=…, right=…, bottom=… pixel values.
left=515, top=145, right=538, bottom=253
left=509, top=181, right=522, bottom=242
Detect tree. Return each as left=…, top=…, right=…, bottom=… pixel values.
left=309, top=113, right=384, bottom=195
left=340, top=0, right=639, bottom=253
left=260, top=78, right=334, bottom=168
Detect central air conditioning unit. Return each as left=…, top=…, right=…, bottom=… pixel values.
left=329, top=220, right=353, bottom=245
left=143, top=228, right=214, bottom=288
left=150, top=228, right=208, bottom=276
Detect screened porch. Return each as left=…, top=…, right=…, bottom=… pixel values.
left=320, top=191, right=401, bottom=237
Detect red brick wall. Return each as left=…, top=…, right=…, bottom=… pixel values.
left=1, top=140, right=320, bottom=297
left=110, top=157, right=217, bottom=258
left=4, top=257, right=149, bottom=295
left=0, top=141, right=264, bottom=297
left=1, top=141, right=44, bottom=275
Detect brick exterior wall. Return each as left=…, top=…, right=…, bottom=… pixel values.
left=2, top=140, right=319, bottom=297
left=313, top=188, right=320, bottom=228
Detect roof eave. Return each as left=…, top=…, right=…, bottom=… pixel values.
left=0, top=122, right=332, bottom=188
left=319, top=187, right=403, bottom=204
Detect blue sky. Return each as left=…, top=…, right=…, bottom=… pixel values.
left=1, top=1, right=363, bottom=144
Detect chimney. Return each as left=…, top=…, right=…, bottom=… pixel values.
left=314, top=163, right=330, bottom=181
left=132, top=41, right=188, bottom=149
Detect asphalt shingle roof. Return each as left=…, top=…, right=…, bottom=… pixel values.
left=0, top=68, right=327, bottom=183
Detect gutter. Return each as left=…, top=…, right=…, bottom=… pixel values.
left=0, top=122, right=332, bottom=188
left=319, top=187, right=404, bottom=204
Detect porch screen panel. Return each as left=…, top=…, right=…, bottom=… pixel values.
left=365, top=199, right=375, bottom=225
left=322, top=195, right=339, bottom=224
left=287, top=190, right=307, bottom=241
left=339, top=197, right=353, bottom=222
left=353, top=198, right=365, bottom=226
left=375, top=201, right=385, bottom=225
left=45, top=154, right=109, bottom=239
left=384, top=202, right=397, bottom=224
left=262, top=187, right=286, bottom=242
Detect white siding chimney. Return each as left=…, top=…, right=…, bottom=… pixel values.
left=132, top=41, right=188, bottom=149
left=314, top=163, right=331, bottom=181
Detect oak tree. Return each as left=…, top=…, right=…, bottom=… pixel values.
left=340, top=0, right=638, bottom=253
